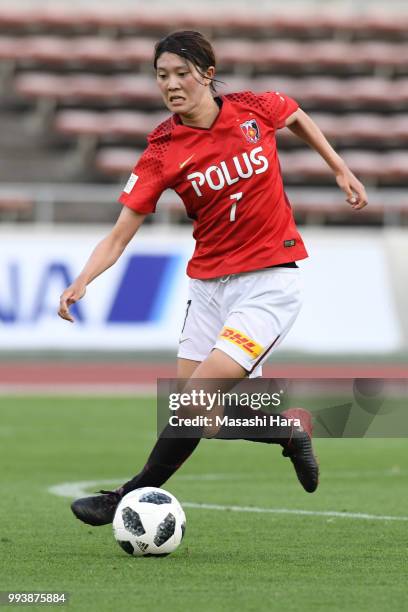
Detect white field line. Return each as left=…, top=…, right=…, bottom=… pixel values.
left=182, top=503, right=408, bottom=521
left=48, top=475, right=243, bottom=498
left=48, top=478, right=408, bottom=522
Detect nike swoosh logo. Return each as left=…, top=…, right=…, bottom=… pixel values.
left=179, top=153, right=195, bottom=169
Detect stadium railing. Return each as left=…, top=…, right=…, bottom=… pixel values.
left=1, top=183, right=405, bottom=226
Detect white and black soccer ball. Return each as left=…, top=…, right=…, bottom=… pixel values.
left=112, top=487, right=186, bottom=557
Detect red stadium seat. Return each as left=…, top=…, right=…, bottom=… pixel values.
left=108, top=111, right=168, bottom=137
left=339, top=114, right=385, bottom=140
left=117, top=38, right=156, bottom=65
left=14, top=73, right=69, bottom=98
left=279, top=150, right=408, bottom=182
left=355, top=43, right=408, bottom=68
left=360, top=11, right=408, bottom=36
left=2, top=34, right=408, bottom=73
left=256, top=41, right=315, bottom=69
left=0, top=36, right=23, bottom=61
left=279, top=151, right=330, bottom=179
left=55, top=110, right=168, bottom=139
left=279, top=113, right=408, bottom=145
left=14, top=73, right=159, bottom=102
left=0, top=8, right=41, bottom=29
left=55, top=110, right=113, bottom=136
left=2, top=6, right=408, bottom=38
left=70, top=37, right=126, bottom=64
left=57, top=110, right=407, bottom=153
left=384, top=152, right=408, bottom=179
left=96, top=145, right=408, bottom=188
left=95, top=148, right=141, bottom=176
left=13, top=72, right=408, bottom=117
left=388, top=116, right=408, bottom=141
left=347, top=78, right=398, bottom=104
left=14, top=72, right=251, bottom=104
left=0, top=35, right=155, bottom=65
left=341, top=151, right=385, bottom=178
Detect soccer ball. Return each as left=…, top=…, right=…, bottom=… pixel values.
left=112, top=487, right=186, bottom=557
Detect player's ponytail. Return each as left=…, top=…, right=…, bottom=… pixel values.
left=154, top=30, right=219, bottom=93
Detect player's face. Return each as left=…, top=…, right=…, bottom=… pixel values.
left=156, top=52, right=214, bottom=116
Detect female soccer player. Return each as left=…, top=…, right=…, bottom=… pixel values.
left=59, top=31, right=367, bottom=526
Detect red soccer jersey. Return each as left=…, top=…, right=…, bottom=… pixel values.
left=119, top=90, right=308, bottom=279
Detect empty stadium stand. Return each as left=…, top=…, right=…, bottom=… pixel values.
left=1, top=5, right=407, bottom=225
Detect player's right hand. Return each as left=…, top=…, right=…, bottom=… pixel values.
left=58, top=282, right=86, bottom=323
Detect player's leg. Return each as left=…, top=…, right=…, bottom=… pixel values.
left=117, top=358, right=204, bottom=498
left=209, top=268, right=319, bottom=492
left=119, top=351, right=247, bottom=499
left=177, top=357, right=201, bottom=379
left=69, top=351, right=245, bottom=527
left=70, top=280, right=223, bottom=526
left=115, top=285, right=236, bottom=501
left=70, top=270, right=317, bottom=526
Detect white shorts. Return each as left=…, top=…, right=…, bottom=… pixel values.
left=177, top=267, right=303, bottom=377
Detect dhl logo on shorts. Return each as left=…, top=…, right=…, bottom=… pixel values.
left=219, top=326, right=263, bottom=358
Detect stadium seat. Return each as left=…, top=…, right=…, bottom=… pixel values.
left=389, top=115, right=408, bottom=141
left=280, top=150, right=408, bottom=183
left=95, top=148, right=142, bottom=176
left=361, top=11, right=408, bottom=36
left=0, top=36, right=22, bottom=61
left=14, top=73, right=159, bottom=103
left=253, top=41, right=316, bottom=70
left=55, top=110, right=114, bottom=137
left=357, top=43, right=408, bottom=68
left=384, top=152, right=408, bottom=179
left=4, top=36, right=408, bottom=73
left=57, top=110, right=407, bottom=151
left=0, top=8, right=40, bottom=29
left=347, top=78, right=404, bottom=105
left=55, top=110, right=168, bottom=139
left=95, top=147, right=408, bottom=184
left=3, top=3, right=408, bottom=223
left=339, top=114, right=389, bottom=140
left=279, top=113, right=408, bottom=148
left=14, top=72, right=258, bottom=105
left=2, top=6, right=408, bottom=38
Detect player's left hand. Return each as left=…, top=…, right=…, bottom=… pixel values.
left=335, top=167, right=368, bottom=210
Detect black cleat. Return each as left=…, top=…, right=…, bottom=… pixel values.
left=71, top=489, right=122, bottom=526
left=281, top=408, right=319, bottom=493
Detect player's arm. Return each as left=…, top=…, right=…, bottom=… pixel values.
left=285, top=108, right=368, bottom=210
left=58, top=207, right=146, bottom=323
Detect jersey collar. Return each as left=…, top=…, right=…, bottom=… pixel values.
left=172, top=96, right=227, bottom=132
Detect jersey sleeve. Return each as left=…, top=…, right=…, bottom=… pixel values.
left=118, top=143, right=167, bottom=214
left=257, top=91, right=299, bottom=130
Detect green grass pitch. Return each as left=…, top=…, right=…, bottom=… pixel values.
left=1, top=396, right=407, bottom=612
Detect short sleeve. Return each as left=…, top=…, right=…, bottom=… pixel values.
left=118, top=143, right=167, bottom=214
left=257, top=91, right=299, bottom=130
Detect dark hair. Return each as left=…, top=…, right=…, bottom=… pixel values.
left=154, top=30, right=218, bottom=93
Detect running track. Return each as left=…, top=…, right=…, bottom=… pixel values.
left=0, top=362, right=407, bottom=393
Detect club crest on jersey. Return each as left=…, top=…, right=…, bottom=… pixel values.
left=240, top=119, right=261, bottom=144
